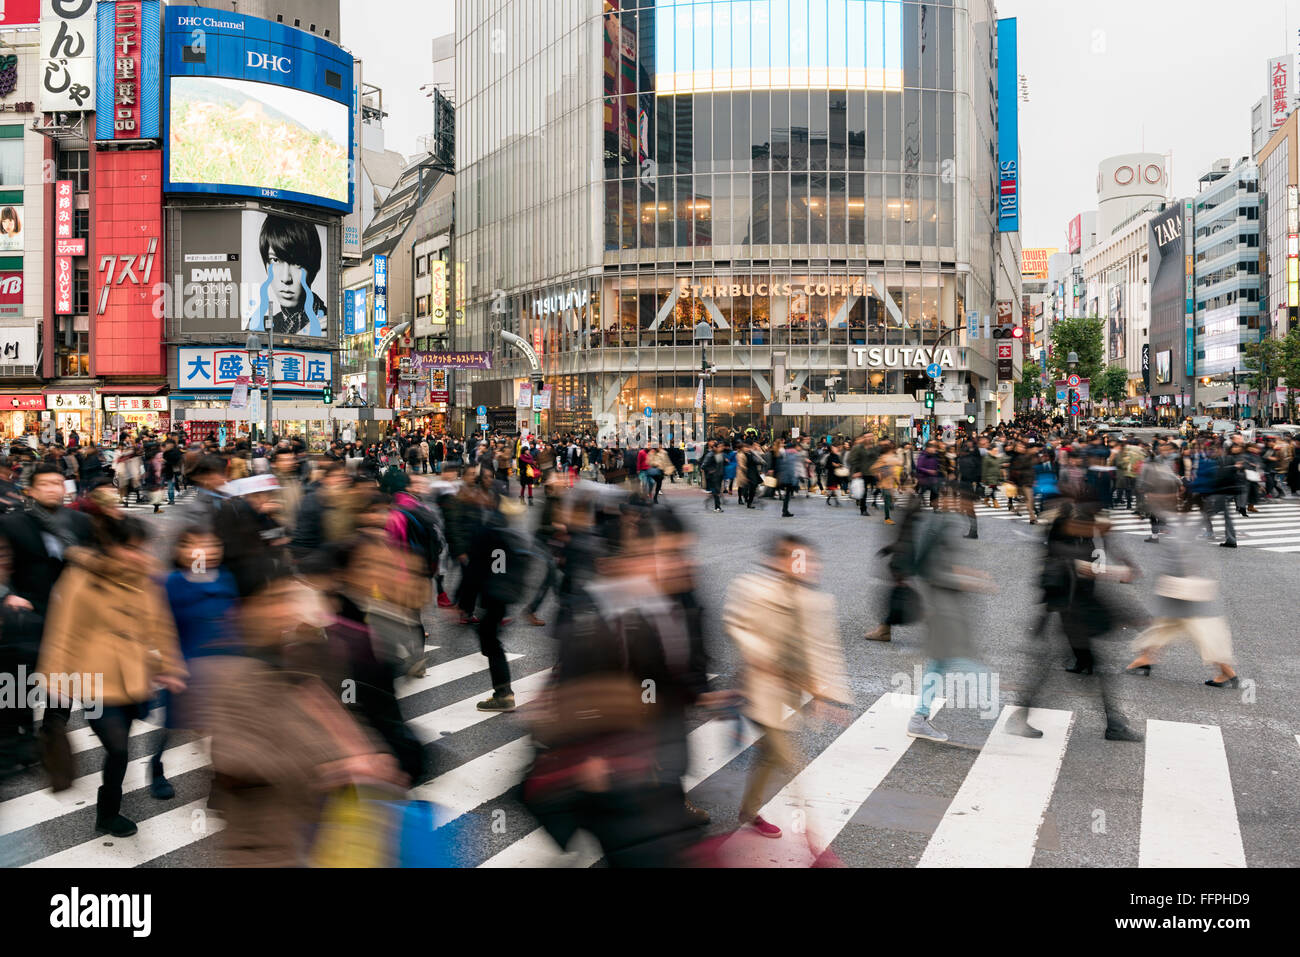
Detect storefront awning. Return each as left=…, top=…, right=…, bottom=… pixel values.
left=100, top=385, right=168, bottom=395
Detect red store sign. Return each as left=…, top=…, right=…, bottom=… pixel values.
left=55, top=256, right=73, bottom=315
left=0, top=395, right=45, bottom=411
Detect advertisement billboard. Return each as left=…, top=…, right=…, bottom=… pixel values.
left=241, top=210, right=329, bottom=337
left=997, top=17, right=1019, bottom=233
left=1269, top=55, right=1294, bottom=131
left=1067, top=215, right=1083, bottom=254
left=95, top=1, right=162, bottom=140
left=0, top=203, right=22, bottom=252
left=177, top=345, right=332, bottom=393
left=176, top=209, right=330, bottom=337
left=1155, top=350, right=1172, bottom=385
left=0, top=326, right=36, bottom=364
left=373, top=254, right=387, bottom=346
left=652, top=0, right=904, bottom=95
left=94, top=150, right=164, bottom=375
left=1020, top=247, right=1057, bottom=280
left=1097, top=153, right=1167, bottom=205
left=163, top=6, right=353, bottom=213
left=0, top=1, right=39, bottom=26
left=1148, top=203, right=1187, bottom=390
left=0, top=272, right=22, bottom=319
left=40, top=0, right=96, bottom=111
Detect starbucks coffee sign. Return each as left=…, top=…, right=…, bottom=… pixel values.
left=854, top=346, right=957, bottom=370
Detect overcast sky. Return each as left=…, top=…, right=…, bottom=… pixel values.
left=999, top=0, right=1299, bottom=250
left=342, top=0, right=1298, bottom=250
left=340, top=0, right=455, bottom=159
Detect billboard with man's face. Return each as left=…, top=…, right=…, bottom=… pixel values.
left=177, top=208, right=329, bottom=337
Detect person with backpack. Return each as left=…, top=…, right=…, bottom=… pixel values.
left=383, top=470, right=445, bottom=675
left=457, top=475, right=530, bottom=711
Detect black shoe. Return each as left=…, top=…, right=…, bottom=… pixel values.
left=1144, top=536, right=1159, bottom=543
left=714, top=507, right=723, bottom=513
left=1219, top=542, right=1237, bottom=549
left=1125, top=664, right=1152, bottom=676
left=781, top=512, right=793, bottom=518
left=1205, top=676, right=1240, bottom=689
left=1104, top=722, right=1144, bottom=742
left=965, top=532, right=979, bottom=539
left=1064, top=660, right=1094, bottom=675
left=95, top=813, right=139, bottom=838
left=150, top=773, right=175, bottom=800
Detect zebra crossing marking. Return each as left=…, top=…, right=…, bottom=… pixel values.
left=0, top=740, right=211, bottom=839
left=1139, top=720, right=1246, bottom=868
left=918, top=706, right=1073, bottom=868
left=716, top=692, right=946, bottom=868
left=24, top=800, right=223, bottom=869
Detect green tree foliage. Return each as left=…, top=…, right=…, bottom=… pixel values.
left=1098, top=365, right=1131, bottom=407
left=1048, top=317, right=1105, bottom=383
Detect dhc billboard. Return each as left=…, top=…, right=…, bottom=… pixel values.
left=997, top=17, right=1019, bottom=233
left=162, top=6, right=354, bottom=213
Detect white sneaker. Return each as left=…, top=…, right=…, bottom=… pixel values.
left=906, top=715, right=949, bottom=743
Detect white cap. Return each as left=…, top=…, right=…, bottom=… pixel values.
left=220, top=474, right=281, bottom=497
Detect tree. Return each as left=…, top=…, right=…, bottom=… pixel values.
left=1048, top=317, right=1105, bottom=384
left=1015, top=375, right=1044, bottom=411
left=1098, top=365, right=1130, bottom=409
left=1245, top=336, right=1289, bottom=425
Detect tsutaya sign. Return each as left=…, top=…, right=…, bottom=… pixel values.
left=854, top=346, right=957, bottom=370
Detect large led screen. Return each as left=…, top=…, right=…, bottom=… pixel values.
left=654, top=0, right=903, bottom=95
left=163, top=6, right=354, bottom=213
left=169, top=76, right=349, bottom=208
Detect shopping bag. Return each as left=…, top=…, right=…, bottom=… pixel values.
left=311, top=786, right=400, bottom=868
left=849, top=478, right=866, bottom=500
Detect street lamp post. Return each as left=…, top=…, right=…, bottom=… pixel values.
left=1231, top=365, right=1238, bottom=424
left=1067, top=351, right=1079, bottom=433
left=246, top=329, right=274, bottom=447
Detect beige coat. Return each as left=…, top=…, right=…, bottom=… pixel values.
left=38, top=548, right=186, bottom=707
left=723, top=569, right=851, bottom=728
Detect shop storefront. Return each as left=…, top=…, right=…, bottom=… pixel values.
left=0, top=394, right=45, bottom=439
left=171, top=402, right=335, bottom=451
left=103, top=395, right=170, bottom=440
left=45, top=391, right=97, bottom=439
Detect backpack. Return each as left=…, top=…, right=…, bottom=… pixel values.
left=397, top=504, right=444, bottom=576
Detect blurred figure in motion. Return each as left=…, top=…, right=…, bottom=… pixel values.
left=904, top=487, right=996, bottom=744
left=196, top=576, right=407, bottom=867
left=37, top=516, right=187, bottom=837
left=523, top=472, right=567, bottom=627
left=1009, top=496, right=1144, bottom=742
left=0, top=464, right=94, bottom=780
left=722, top=534, right=851, bottom=839
left=1124, top=516, right=1239, bottom=688
left=864, top=493, right=926, bottom=643
left=152, top=525, right=240, bottom=800
left=523, top=505, right=708, bottom=865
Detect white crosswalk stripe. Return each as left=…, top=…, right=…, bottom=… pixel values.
left=972, top=501, right=1300, bottom=551
left=4, top=658, right=1289, bottom=868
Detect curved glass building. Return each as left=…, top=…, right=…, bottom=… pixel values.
left=455, top=0, right=1014, bottom=440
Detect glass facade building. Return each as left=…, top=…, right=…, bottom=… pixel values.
left=1192, top=159, right=1262, bottom=378
left=455, top=0, right=1009, bottom=439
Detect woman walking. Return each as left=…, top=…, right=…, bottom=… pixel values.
left=38, top=516, right=187, bottom=837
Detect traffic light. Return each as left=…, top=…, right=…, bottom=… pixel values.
left=993, top=325, right=1011, bottom=339
left=924, top=391, right=936, bottom=410
left=322, top=385, right=333, bottom=405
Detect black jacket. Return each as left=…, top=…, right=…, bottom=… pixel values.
left=0, top=504, right=94, bottom=651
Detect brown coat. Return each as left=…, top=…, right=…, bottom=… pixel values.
left=37, top=548, right=186, bottom=707
left=194, top=654, right=390, bottom=867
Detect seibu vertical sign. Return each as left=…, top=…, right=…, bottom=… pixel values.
left=93, top=150, right=164, bottom=375
left=54, top=179, right=74, bottom=314
left=997, top=17, right=1020, bottom=233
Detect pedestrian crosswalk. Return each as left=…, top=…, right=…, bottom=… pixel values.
left=972, top=498, right=1300, bottom=553
left=2, top=636, right=1292, bottom=869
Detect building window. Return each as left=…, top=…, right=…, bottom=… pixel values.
left=0, top=137, right=22, bottom=187
left=58, top=150, right=90, bottom=191
left=73, top=268, right=90, bottom=315
left=74, top=208, right=89, bottom=239
left=416, top=255, right=428, bottom=276
left=417, top=296, right=429, bottom=317
left=56, top=328, right=89, bottom=378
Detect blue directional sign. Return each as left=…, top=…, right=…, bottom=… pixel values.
left=477, top=405, right=487, bottom=417
left=926, top=363, right=943, bottom=380
left=644, top=407, right=654, bottom=418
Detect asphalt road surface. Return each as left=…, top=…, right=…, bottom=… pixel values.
left=3, top=478, right=1296, bottom=867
